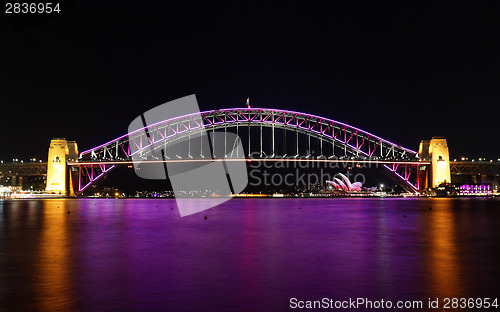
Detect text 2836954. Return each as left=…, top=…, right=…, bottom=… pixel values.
left=5, top=3, right=60, bottom=14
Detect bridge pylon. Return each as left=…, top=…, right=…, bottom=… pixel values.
left=45, top=138, right=78, bottom=196
left=418, top=137, right=451, bottom=190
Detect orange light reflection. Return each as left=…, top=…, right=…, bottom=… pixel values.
left=427, top=199, right=463, bottom=298
left=35, top=200, right=75, bottom=311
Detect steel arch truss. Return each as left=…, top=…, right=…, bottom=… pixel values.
left=383, top=163, right=421, bottom=191
left=80, top=108, right=417, bottom=161
left=76, top=108, right=420, bottom=192
left=75, top=163, right=115, bottom=193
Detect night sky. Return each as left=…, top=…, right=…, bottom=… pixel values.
left=1, top=2, right=499, bottom=161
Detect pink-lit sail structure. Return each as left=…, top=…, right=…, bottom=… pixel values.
left=72, top=108, right=423, bottom=194
left=326, top=173, right=363, bottom=192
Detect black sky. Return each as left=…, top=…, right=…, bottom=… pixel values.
left=1, top=1, right=499, bottom=161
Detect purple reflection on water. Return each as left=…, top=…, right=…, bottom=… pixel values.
left=0, top=198, right=500, bottom=311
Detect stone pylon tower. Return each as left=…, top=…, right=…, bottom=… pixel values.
left=46, top=138, right=78, bottom=195
left=418, top=137, right=451, bottom=189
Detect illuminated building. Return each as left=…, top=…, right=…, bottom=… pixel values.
left=418, top=137, right=451, bottom=189
left=46, top=138, right=78, bottom=195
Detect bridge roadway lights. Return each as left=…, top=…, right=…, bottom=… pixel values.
left=418, top=137, right=451, bottom=190
left=45, top=138, right=79, bottom=196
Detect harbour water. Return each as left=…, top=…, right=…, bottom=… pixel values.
left=0, top=198, right=499, bottom=311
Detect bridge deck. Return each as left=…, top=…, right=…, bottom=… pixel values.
left=450, top=161, right=500, bottom=176
left=68, top=159, right=430, bottom=166
left=0, top=162, right=48, bottom=176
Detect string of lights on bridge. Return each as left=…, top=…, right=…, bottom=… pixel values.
left=454, top=157, right=500, bottom=163
left=0, top=158, right=44, bottom=163
left=3, top=157, right=500, bottom=164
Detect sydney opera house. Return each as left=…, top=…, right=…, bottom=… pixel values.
left=326, top=173, right=363, bottom=192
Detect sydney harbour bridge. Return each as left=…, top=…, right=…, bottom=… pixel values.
left=1, top=107, right=499, bottom=196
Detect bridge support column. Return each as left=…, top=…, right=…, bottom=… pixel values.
left=248, top=122, right=251, bottom=157
left=418, top=137, right=451, bottom=190
left=272, top=123, right=275, bottom=157
left=260, top=123, right=263, bottom=157
left=46, top=138, right=78, bottom=196
left=295, top=127, right=299, bottom=157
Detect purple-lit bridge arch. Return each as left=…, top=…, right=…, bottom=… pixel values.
left=69, top=108, right=428, bottom=194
